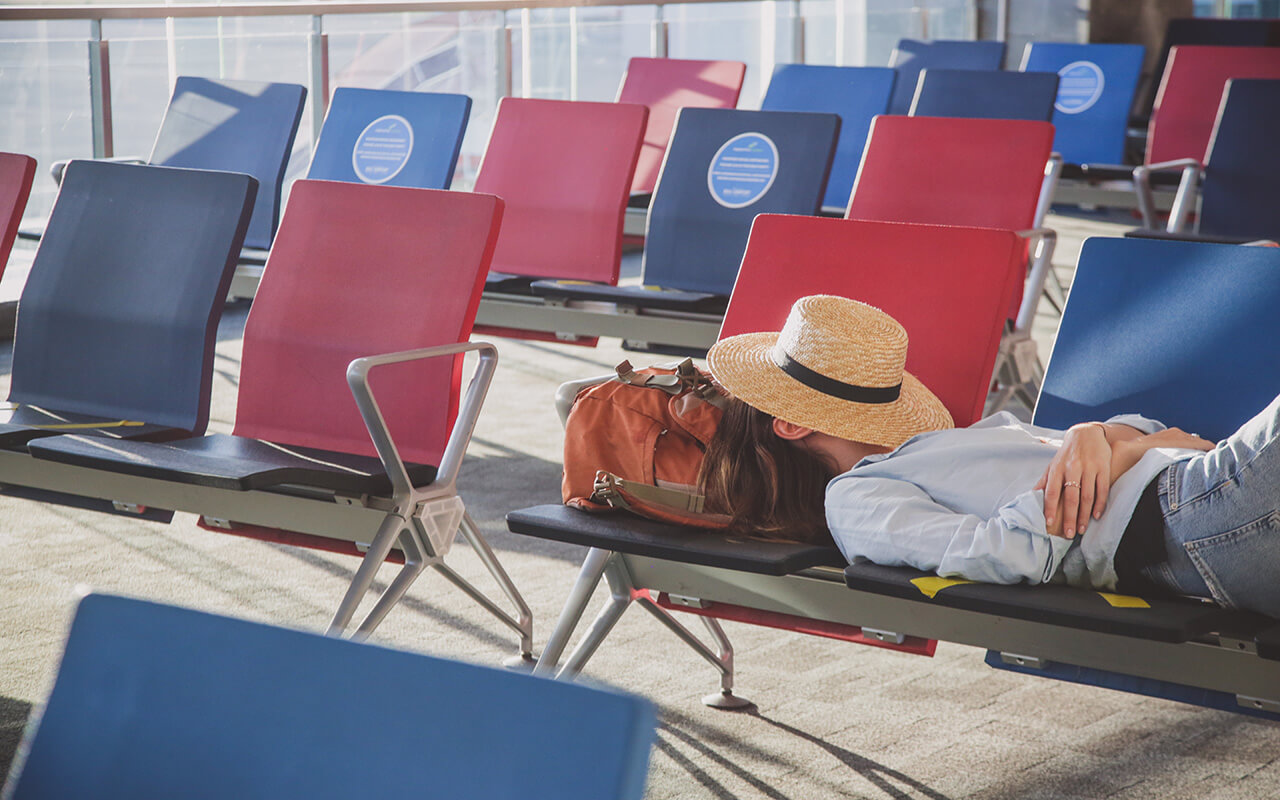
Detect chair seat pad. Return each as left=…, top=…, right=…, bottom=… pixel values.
left=484, top=272, right=539, bottom=295
left=0, top=405, right=184, bottom=449
left=843, top=560, right=1247, bottom=642
left=27, top=432, right=436, bottom=494
left=506, top=504, right=845, bottom=576
left=529, top=280, right=728, bottom=313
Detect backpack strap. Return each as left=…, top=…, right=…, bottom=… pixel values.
left=591, top=471, right=732, bottom=530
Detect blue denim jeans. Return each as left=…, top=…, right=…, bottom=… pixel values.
left=1141, top=392, right=1280, bottom=616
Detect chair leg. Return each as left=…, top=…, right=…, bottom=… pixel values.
left=327, top=511, right=408, bottom=636
left=450, top=511, right=535, bottom=664
left=555, top=556, right=636, bottom=679
left=634, top=596, right=753, bottom=710
left=352, top=529, right=430, bottom=641
left=533, top=547, right=614, bottom=677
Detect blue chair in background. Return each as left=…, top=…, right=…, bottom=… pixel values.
left=6, top=160, right=254, bottom=446
left=4, top=593, right=656, bottom=800
left=909, top=68, right=1059, bottom=121
left=759, top=63, right=895, bottom=212
left=529, top=107, right=839, bottom=347
left=306, top=87, right=470, bottom=188
left=887, top=38, right=1006, bottom=114
left=30, top=77, right=304, bottom=255
left=1130, top=78, right=1280, bottom=243
left=1020, top=42, right=1145, bottom=167
left=150, top=78, right=304, bottom=253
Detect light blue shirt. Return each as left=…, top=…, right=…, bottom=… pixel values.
left=825, top=412, right=1203, bottom=591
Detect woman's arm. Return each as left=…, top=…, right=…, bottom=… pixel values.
left=827, top=475, right=1070, bottom=585
left=1036, top=422, right=1145, bottom=539
left=1110, top=427, right=1214, bottom=480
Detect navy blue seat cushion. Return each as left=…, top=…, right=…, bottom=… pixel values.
left=10, top=160, right=255, bottom=436
left=28, top=433, right=435, bottom=495
left=507, top=504, right=846, bottom=575
left=0, top=405, right=184, bottom=449
left=843, top=561, right=1232, bottom=642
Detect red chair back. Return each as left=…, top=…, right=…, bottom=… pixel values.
left=234, top=181, right=503, bottom=466
left=0, top=153, right=36, bottom=274
left=1147, top=45, right=1280, bottom=164
left=846, top=115, right=1053, bottom=232
left=473, top=97, right=647, bottom=284
left=721, top=215, right=1026, bottom=426
left=618, top=57, right=746, bottom=195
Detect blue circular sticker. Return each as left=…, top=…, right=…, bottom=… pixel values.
left=1055, top=61, right=1105, bottom=115
left=351, top=114, right=414, bottom=184
left=707, top=132, right=779, bottom=209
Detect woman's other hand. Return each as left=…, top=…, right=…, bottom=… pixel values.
left=1110, top=428, right=1215, bottom=487
left=1036, top=423, right=1113, bottom=539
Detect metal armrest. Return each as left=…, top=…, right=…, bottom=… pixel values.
left=1033, top=154, right=1064, bottom=229
left=1132, top=158, right=1202, bottom=231
left=1014, top=227, right=1058, bottom=334
left=346, top=341, right=498, bottom=502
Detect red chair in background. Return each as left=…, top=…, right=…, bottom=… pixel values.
left=618, top=57, right=746, bottom=199
left=844, top=115, right=1059, bottom=406
left=0, top=153, right=36, bottom=278
left=472, top=97, right=647, bottom=345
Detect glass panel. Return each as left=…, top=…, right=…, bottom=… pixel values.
left=103, top=18, right=316, bottom=202
left=0, top=23, right=94, bottom=220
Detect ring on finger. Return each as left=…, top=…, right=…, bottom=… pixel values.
left=1063, top=480, right=1081, bottom=488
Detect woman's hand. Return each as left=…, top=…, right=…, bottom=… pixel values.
left=1036, top=423, right=1113, bottom=539
left=1110, top=427, right=1215, bottom=484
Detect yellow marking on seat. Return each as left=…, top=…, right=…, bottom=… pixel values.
left=910, top=576, right=974, bottom=599
left=1097, top=592, right=1150, bottom=609
left=30, top=420, right=143, bottom=430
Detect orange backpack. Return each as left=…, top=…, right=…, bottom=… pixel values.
left=561, top=359, right=732, bottom=529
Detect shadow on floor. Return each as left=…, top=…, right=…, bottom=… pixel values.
left=0, top=694, right=33, bottom=783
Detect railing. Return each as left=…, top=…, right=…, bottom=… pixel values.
left=0, top=0, right=980, bottom=217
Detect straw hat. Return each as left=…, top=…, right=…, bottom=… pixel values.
left=707, top=295, right=953, bottom=448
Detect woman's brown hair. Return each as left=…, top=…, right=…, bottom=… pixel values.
left=698, top=397, right=836, bottom=546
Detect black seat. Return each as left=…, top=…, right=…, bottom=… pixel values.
left=30, top=433, right=435, bottom=495
left=507, top=504, right=845, bottom=576
left=843, top=561, right=1231, bottom=642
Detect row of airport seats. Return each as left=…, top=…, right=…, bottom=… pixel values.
left=0, top=159, right=536, bottom=658
left=508, top=222, right=1280, bottom=723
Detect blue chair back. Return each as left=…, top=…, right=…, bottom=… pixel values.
left=910, top=68, right=1059, bottom=121
left=307, top=87, right=471, bottom=189
left=887, top=39, right=1006, bottom=114
left=149, top=77, right=306, bottom=250
left=10, top=161, right=256, bottom=435
left=760, top=64, right=895, bottom=210
left=7, top=593, right=656, bottom=800
left=1199, top=79, right=1280, bottom=241
left=1035, top=237, right=1280, bottom=442
left=1021, top=42, right=1145, bottom=165
left=643, top=107, right=839, bottom=295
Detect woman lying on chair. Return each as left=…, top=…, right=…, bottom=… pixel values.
left=701, top=294, right=1280, bottom=617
